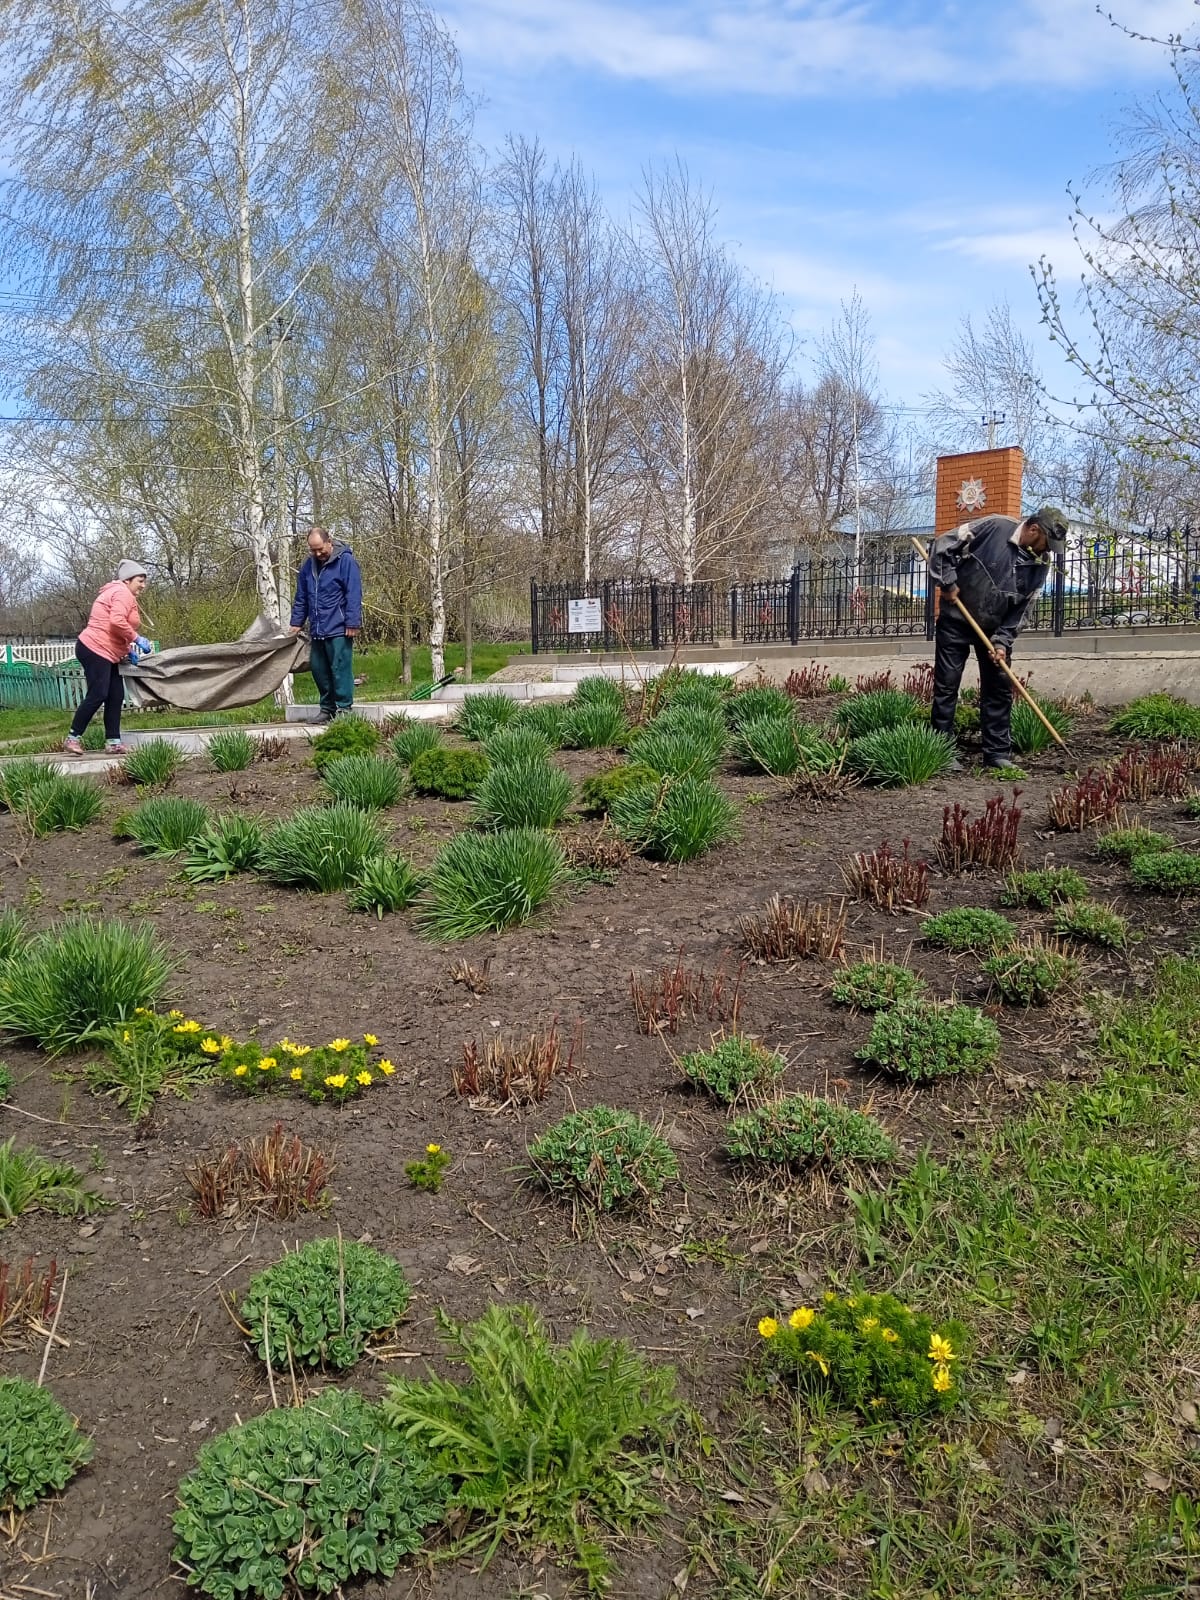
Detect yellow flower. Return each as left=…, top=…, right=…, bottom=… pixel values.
left=363, top=1033, right=378, bottom=1046
left=789, top=1307, right=815, bottom=1331
left=757, top=1316, right=779, bottom=1339
left=806, top=1350, right=830, bottom=1377
left=122, top=1029, right=132, bottom=1043
left=289, top=1067, right=303, bottom=1081
left=220, top=1035, right=233, bottom=1051
left=823, top=1291, right=839, bottom=1303
left=859, top=1316, right=879, bottom=1333
left=174, top=1019, right=202, bottom=1034
left=200, top=1037, right=221, bottom=1054
left=869, top=1397, right=885, bottom=1408
left=881, top=1327, right=899, bottom=1344
left=928, top=1334, right=956, bottom=1365
left=426, top=1143, right=441, bottom=1154
left=257, top=1056, right=277, bottom=1072
left=931, top=1364, right=953, bottom=1394
left=329, top=1038, right=351, bottom=1052
left=168, top=1009, right=183, bottom=1019
left=324, top=1073, right=348, bottom=1089
left=356, top=1071, right=372, bottom=1087
left=378, top=1059, right=396, bottom=1075
left=291, top=1044, right=310, bottom=1057
left=135, top=1006, right=151, bottom=1015
left=233, top=1064, right=249, bottom=1078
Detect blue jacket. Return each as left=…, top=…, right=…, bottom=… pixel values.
left=928, top=515, right=1051, bottom=651
left=290, top=543, right=362, bottom=638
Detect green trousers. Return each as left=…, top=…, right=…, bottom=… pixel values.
left=309, top=635, right=355, bottom=714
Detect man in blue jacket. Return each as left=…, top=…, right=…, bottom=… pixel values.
left=289, top=526, right=363, bottom=721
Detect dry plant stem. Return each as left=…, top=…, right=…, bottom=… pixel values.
left=938, top=790, right=1023, bottom=871
left=455, top=1018, right=583, bottom=1106
left=629, top=948, right=746, bottom=1035
left=740, top=895, right=847, bottom=961
left=843, top=838, right=929, bottom=911
left=450, top=957, right=491, bottom=995
left=0, top=1258, right=59, bottom=1341
left=36, top=1266, right=67, bottom=1388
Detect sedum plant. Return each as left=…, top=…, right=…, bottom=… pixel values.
left=983, top=938, right=1079, bottom=1006
left=831, top=958, right=926, bottom=1011
left=610, top=774, right=737, bottom=862
left=921, top=906, right=1016, bottom=953
left=259, top=802, right=387, bottom=891
left=1000, top=866, right=1088, bottom=908
left=855, top=999, right=1000, bottom=1082
left=472, top=756, right=573, bottom=830
left=1129, top=849, right=1200, bottom=894
left=679, top=1034, right=786, bottom=1103
left=320, top=752, right=405, bottom=809
left=726, top=1095, right=896, bottom=1168
left=0, top=916, right=170, bottom=1050
left=409, top=746, right=489, bottom=800
left=0, top=1378, right=93, bottom=1512
left=1095, top=824, right=1173, bottom=862
left=240, top=1236, right=412, bottom=1371
left=528, top=1106, right=678, bottom=1211
left=1053, top=899, right=1130, bottom=949
left=418, top=827, right=568, bottom=940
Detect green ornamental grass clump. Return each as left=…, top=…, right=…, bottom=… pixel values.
left=855, top=999, right=1001, bottom=1082
left=921, top=907, right=1016, bottom=952
left=560, top=700, right=629, bottom=751
left=667, top=669, right=732, bottom=709
left=0, top=916, right=171, bottom=1051
left=1129, top=849, right=1200, bottom=894
left=610, top=774, right=737, bottom=862
left=1000, top=866, right=1089, bottom=908
left=419, top=827, right=568, bottom=940
left=528, top=1106, right=679, bottom=1210
left=259, top=802, right=387, bottom=892
left=983, top=939, right=1080, bottom=1006
left=572, top=674, right=626, bottom=711
left=0, top=1378, right=93, bottom=1511
left=409, top=746, right=490, bottom=800
left=679, top=1034, right=786, bottom=1103
left=484, top=723, right=554, bottom=766
left=309, top=714, right=379, bottom=772
left=320, top=752, right=405, bottom=809
left=182, top=813, right=265, bottom=883
left=578, top=763, right=658, bottom=816
left=0, top=907, right=27, bottom=964
left=836, top=688, right=924, bottom=738
left=382, top=1304, right=680, bottom=1593
left=0, top=757, right=47, bottom=812
left=347, top=852, right=423, bottom=917
left=726, top=684, right=794, bottom=726
left=627, top=708, right=726, bottom=776
left=725, top=1096, right=896, bottom=1168
left=472, top=757, right=573, bottom=830
left=0, top=1062, right=10, bottom=1101
left=206, top=728, right=255, bottom=772
left=516, top=702, right=568, bottom=747
left=1095, top=825, right=1174, bottom=862
left=733, top=714, right=842, bottom=777
left=121, top=738, right=184, bottom=787
left=1053, top=900, right=1130, bottom=948
left=1109, top=692, right=1200, bottom=741
left=392, top=718, right=444, bottom=766
left=456, top=690, right=520, bottom=742
left=831, top=958, right=927, bottom=1011
left=3, top=769, right=104, bottom=835
left=120, top=795, right=211, bottom=857
left=847, top=725, right=956, bottom=787
left=1011, top=695, right=1074, bottom=756
left=241, top=1237, right=412, bottom=1371
left=172, top=1389, right=447, bottom=1600
left=756, top=1290, right=967, bottom=1417
left=0, top=1137, right=103, bottom=1223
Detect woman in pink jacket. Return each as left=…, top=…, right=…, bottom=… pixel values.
left=63, top=560, right=151, bottom=755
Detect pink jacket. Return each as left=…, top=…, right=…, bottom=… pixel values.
left=79, top=582, right=141, bottom=664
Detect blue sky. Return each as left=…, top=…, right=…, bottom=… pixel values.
left=441, top=0, right=1198, bottom=415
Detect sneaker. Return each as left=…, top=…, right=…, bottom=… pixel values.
left=104, top=741, right=130, bottom=755
left=946, top=758, right=963, bottom=773
left=313, top=710, right=333, bottom=724
left=980, top=756, right=1013, bottom=770
left=62, top=734, right=84, bottom=755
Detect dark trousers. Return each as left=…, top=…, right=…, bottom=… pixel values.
left=930, top=613, right=1013, bottom=763
left=70, top=639, right=125, bottom=741
left=309, top=635, right=354, bottom=714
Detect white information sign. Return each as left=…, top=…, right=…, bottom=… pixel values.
left=568, top=597, right=603, bottom=633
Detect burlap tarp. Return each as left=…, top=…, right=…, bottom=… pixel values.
left=121, top=616, right=309, bottom=712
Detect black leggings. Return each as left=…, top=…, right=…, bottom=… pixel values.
left=70, top=639, right=125, bottom=741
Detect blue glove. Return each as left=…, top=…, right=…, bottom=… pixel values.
left=135, top=635, right=152, bottom=655
left=126, top=647, right=141, bottom=666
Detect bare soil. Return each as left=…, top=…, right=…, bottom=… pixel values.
left=1, top=703, right=1196, bottom=1598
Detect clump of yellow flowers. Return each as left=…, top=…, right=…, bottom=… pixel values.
left=755, top=1289, right=966, bottom=1417
left=212, top=1027, right=396, bottom=1106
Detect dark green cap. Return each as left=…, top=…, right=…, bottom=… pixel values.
left=1031, top=506, right=1069, bottom=550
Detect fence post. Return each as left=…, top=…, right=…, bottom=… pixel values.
left=1052, top=551, right=1065, bottom=636
left=650, top=582, right=660, bottom=650
left=730, top=585, right=738, bottom=641
left=529, top=579, right=540, bottom=655
left=788, top=568, right=800, bottom=646
left=924, top=573, right=935, bottom=641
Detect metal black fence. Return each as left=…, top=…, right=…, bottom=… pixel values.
left=531, top=530, right=1200, bottom=652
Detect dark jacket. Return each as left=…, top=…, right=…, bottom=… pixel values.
left=928, top=515, right=1051, bottom=651
left=289, top=543, right=362, bottom=639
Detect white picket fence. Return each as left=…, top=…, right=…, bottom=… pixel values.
left=2, top=640, right=79, bottom=666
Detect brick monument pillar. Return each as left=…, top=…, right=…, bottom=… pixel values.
left=931, top=448, right=1024, bottom=620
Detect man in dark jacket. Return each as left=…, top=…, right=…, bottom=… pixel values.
left=928, top=506, right=1068, bottom=769
left=289, top=526, right=363, bottom=721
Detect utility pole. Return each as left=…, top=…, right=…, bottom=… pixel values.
left=982, top=410, right=1006, bottom=450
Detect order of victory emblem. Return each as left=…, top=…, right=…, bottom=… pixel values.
left=957, top=478, right=987, bottom=512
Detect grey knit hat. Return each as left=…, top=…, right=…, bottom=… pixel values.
left=116, top=560, right=148, bottom=582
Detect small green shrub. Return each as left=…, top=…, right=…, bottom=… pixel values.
left=828, top=674, right=850, bottom=693
left=472, top=757, right=573, bottom=830
left=121, top=795, right=212, bottom=857
left=1129, top=849, right=1200, bottom=893
left=1000, top=866, right=1088, bottom=908
left=733, top=714, right=841, bottom=777
left=206, top=728, right=255, bottom=772
left=484, top=723, right=554, bottom=765
left=983, top=938, right=1079, bottom=1005
left=1095, top=825, right=1174, bottom=862
left=847, top=725, right=956, bottom=786
left=679, top=1035, right=785, bottom=1103
left=347, top=852, right=423, bottom=917
left=0, top=1378, right=92, bottom=1511
left=120, top=738, right=184, bottom=787
left=321, top=752, right=405, bottom=809
left=182, top=813, right=265, bottom=882
left=0, top=916, right=171, bottom=1051
left=1109, top=693, right=1200, bottom=741
left=1184, top=793, right=1200, bottom=820
left=241, top=1237, right=412, bottom=1370
left=725, top=1096, right=896, bottom=1168
left=382, top=1304, right=679, bottom=1593
left=456, top=690, right=520, bottom=742
left=836, top=688, right=924, bottom=738
left=560, top=700, right=628, bottom=750
left=405, top=1141, right=450, bottom=1192
left=831, top=958, right=926, bottom=1011
left=572, top=674, right=625, bottom=711
left=1011, top=695, right=1074, bottom=755
left=172, top=1389, right=446, bottom=1600
left=920, top=907, right=1016, bottom=952
left=419, top=827, right=568, bottom=940
left=0, top=1137, right=103, bottom=1223
left=528, top=1106, right=678, bottom=1210
left=1053, top=900, right=1130, bottom=948
left=855, top=999, right=1001, bottom=1082
left=309, top=714, right=379, bottom=772
left=0, top=907, right=27, bottom=964
left=579, top=763, right=658, bottom=817
left=259, top=802, right=387, bottom=891
left=87, top=1007, right=215, bottom=1121
left=726, top=684, right=793, bottom=726
left=610, top=774, right=737, bottom=862
left=392, top=718, right=444, bottom=766
left=756, top=1290, right=967, bottom=1417
left=409, top=746, right=490, bottom=799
